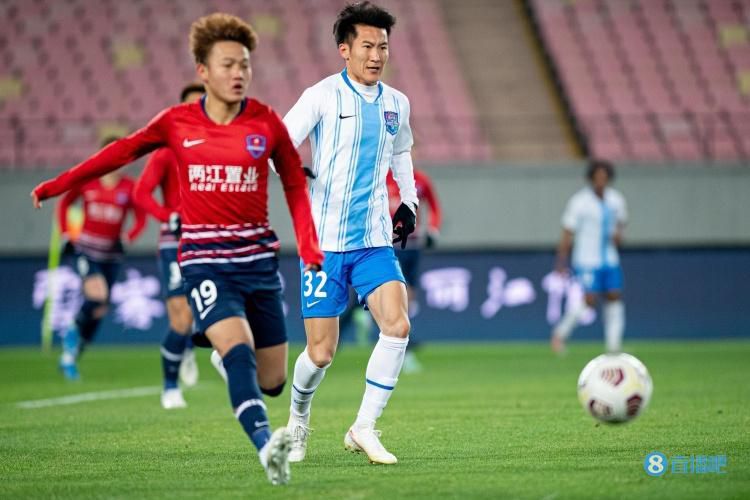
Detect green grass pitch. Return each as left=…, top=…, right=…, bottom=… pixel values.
left=0, top=341, right=748, bottom=499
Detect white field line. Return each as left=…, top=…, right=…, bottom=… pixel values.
left=15, top=386, right=162, bottom=409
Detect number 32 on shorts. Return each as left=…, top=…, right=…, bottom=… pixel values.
left=303, top=270, right=328, bottom=300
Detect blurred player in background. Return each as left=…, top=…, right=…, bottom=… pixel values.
left=55, top=135, right=147, bottom=380
left=386, top=166, right=441, bottom=373
left=551, top=159, right=628, bottom=354
left=282, top=2, right=417, bottom=465
left=32, top=13, right=323, bottom=485
left=133, top=82, right=204, bottom=410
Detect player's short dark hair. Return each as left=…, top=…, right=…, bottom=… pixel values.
left=333, top=1, right=396, bottom=46
left=100, top=135, right=121, bottom=148
left=190, top=13, right=258, bottom=64
left=180, top=82, right=205, bottom=102
left=586, top=159, right=615, bottom=181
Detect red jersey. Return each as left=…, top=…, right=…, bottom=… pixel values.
left=133, top=148, right=181, bottom=249
left=57, top=176, right=146, bottom=261
left=35, top=97, right=322, bottom=268
left=387, top=169, right=442, bottom=249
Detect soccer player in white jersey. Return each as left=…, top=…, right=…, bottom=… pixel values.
left=282, top=2, right=417, bottom=465
left=551, top=160, right=628, bottom=354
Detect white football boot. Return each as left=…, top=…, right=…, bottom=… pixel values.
left=160, top=388, right=187, bottom=409
left=287, top=415, right=313, bottom=463
left=259, top=428, right=292, bottom=485
left=344, top=425, right=397, bottom=464
left=179, top=348, right=199, bottom=387
left=210, top=350, right=228, bottom=382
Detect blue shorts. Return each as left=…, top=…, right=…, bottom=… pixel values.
left=395, top=249, right=420, bottom=287
left=158, top=247, right=185, bottom=299
left=181, top=258, right=287, bottom=349
left=576, top=266, right=624, bottom=294
left=300, top=246, right=405, bottom=318
left=74, top=252, right=121, bottom=291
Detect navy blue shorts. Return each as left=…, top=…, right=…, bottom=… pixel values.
left=395, top=249, right=421, bottom=287
left=158, top=247, right=185, bottom=299
left=75, top=252, right=121, bottom=291
left=181, top=257, right=287, bottom=349
left=300, top=246, right=405, bottom=318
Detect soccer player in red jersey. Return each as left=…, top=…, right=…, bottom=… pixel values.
left=56, top=135, right=146, bottom=381
left=386, top=167, right=442, bottom=372
left=133, top=82, right=204, bottom=410
left=32, top=13, right=322, bottom=485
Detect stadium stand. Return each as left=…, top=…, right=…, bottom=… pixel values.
left=532, top=0, right=750, bottom=162
left=0, top=0, right=492, bottom=169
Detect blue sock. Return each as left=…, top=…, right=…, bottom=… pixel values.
left=222, top=344, right=271, bottom=451
left=161, top=330, right=188, bottom=390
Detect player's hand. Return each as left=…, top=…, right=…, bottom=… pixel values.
left=168, top=212, right=181, bottom=236
left=302, top=167, right=317, bottom=179
left=303, top=262, right=321, bottom=273
left=61, top=237, right=75, bottom=257
left=392, top=202, right=417, bottom=250
left=555, top=262, right=569, bottom=276
left=425, top=228, right=438, bottom=249
left=31, top=190, right=42, bottom=209
left=612, top=232, right=623, bottom=248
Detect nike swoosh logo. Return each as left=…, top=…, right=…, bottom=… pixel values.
left=339, top=114, right=355, bottom=119
left=255, top=421, right=269, bottom=428
left=183, top=138, right=206, bottom=148
left=306, top=300, right=322, bottom=308
left=199, top=303, right=216, bottom=320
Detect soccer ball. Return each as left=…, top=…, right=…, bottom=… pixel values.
left=577, top=353, right=653, bottom=423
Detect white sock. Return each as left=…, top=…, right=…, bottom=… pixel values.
left=604, top=300, right=625, bottom=353
left=354, top=333, right=409, bottom=428
left=554, top=302, right=586, bottom=340
left=290, top=349, right=329, bottom=419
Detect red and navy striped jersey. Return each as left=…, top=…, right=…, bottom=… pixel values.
left=133, top=148, right=180, bottom=249
left=57, top=176, right=146, bottom=261
left=35, top=97, right=323, bottom=269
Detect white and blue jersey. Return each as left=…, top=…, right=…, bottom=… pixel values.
left=283, top=70, right=418, bottom=252
left=562, top=186, right=628, bottom=292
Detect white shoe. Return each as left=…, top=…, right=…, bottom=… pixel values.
left=344, top=425, right=397, bottom=464
left=260, top=428, right=292, bottom=485
left=179, top=348, right=199, bottom=387
left=287, top=415, right=313, bottom=463
left=210, top=350, right=227, bottom=382
left=161, top=388, right=187, bottom=409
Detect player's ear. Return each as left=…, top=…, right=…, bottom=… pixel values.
left=338, top=43, right=350, bottom=61
left=196, top=63, right=209, bottom=83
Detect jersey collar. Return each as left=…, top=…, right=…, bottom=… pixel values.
left=340, top=69, right=383, bottom=102
left=199, top=95, right=247, bottom=123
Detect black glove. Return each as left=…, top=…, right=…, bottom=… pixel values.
left=392, top=202, right=417, bottom=249
left=168, top=212, right=181, bottom=236
left=61, top=238, right=76, bottom=257
left=425, top=229, right=438, bottom=249
left=302, top=167, right=317, bottom=179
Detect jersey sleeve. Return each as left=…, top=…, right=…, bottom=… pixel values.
left=389, top=95, right=418, bottom=208
left=561, top=195, right=579, bottom=231
left=282, top=86, right=324, bottom=149
left=34, top=109, right=172, bottom=201
left=615, top=192, right=628, bottom=225
left=133, top=149, right=173, bottom=222
left=56, top=185, right=82, bottom=236
left=269, top=110, right=323, bottom=267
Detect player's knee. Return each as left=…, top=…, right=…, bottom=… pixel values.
left=307, top=345, right=335, bottom=368
left=382, top=316, right=410, bottom=339
left=584, top=295, right=597, bottom=308
left=169, top=311, right=193, bottom=335
left=260, top=379, right=286, bottom=397
left=605, top=291, right=622, bottom=302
